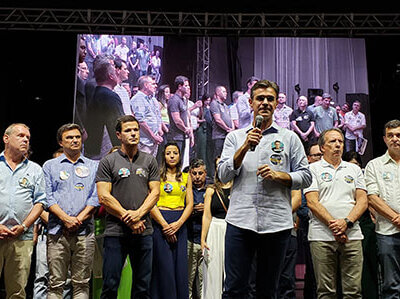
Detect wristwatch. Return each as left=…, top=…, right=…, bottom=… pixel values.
left=344, top=218, right=354, bottom=229
left=21, top=223, right=28, bottom=233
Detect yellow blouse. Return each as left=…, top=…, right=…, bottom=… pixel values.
left=157, top=172, right=188, bottom=209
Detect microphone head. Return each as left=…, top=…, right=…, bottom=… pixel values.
left=255, top=115, right=264, bottom=128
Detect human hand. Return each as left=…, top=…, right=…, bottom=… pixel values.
left=201, top=241, right=210, bottom=251
left=328, top=219, right=347, bottom=236
left=245, top=127, right=262, bottom=150
left=122, top=209, right=141, bottom=226
left=63, top=216, right=82, bottom=232
left=130, top=220, right=146, bottom=234
left=391, top=214, right=400, bottom=228
left=165, top=234, right=177, bottom=243
left=0, top=224, right=12, bottom=240
left=334, top=233, right=348, bottom=244
left=9, top=224, right=25, bottom=238
left=257, top=164, right=278, bottom=181
left=194, top=203, right=204, bottom=213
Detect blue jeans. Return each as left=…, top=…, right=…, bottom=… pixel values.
left=101, top=235, right=153, bottom=299
left=223, top=223, right=291, bottom=299
left=376, top=232, right=400, bottom=298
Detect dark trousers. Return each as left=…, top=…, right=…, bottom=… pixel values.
left=213, top=138, right=225, bottom=163
left=297, top=219, right=317, bottom=299
left=278, top=235, right=297, bottom=299
left=223, top=223, right=291, bottom=299
left=151, top=210, right=189, bottom=299
left=376, top=232, right=400, bottom=298
left=101, top=235, right=153, bottom=299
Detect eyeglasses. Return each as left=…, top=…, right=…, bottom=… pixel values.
left=191, top=171, right=204, bottom=176
left=309, top=153, right=322, bottom=157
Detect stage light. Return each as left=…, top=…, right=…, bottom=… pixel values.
left=294, top=84, right=301, bottom=94
left=333, top=82, right=339, bottom=92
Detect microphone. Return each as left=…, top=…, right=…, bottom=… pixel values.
left=250, top=115, right=264, bottom=151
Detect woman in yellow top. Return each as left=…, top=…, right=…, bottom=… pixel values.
left=150, top=142, right=193, bottom=299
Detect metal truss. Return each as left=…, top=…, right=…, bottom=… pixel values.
left=195, top=37, right=210, bottom=101
left=1, top=8, right=400, bottom=36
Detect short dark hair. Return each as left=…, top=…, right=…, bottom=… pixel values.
left=56, top=123, right=83, bottom=143
left=174, top=75, right=189, bottom=91
left=246, top=76, right=259, bottom=86
left=115, top=115, right=140, bottom=133
left=384, top=119, right=400, bottom=135
left=306, top=141, right=319, bottom=156
left=189, top=158, right=206, bottom=171
left=250, top=80, right=279, bottom=100
left=342, top=151, right=362, bottom=167
left=114, top=58, right=127, bottom=69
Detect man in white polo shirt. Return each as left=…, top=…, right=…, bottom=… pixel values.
left=365, top=119, right=400, bottom=298
left=304, top=128, right=367, bottom=298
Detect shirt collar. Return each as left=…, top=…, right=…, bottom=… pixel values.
left=320, top=157, right=347, bottom=169
left=59, top=153, right=85, bottom=165
left=245, top=121, right=279, bottom=135
left=0, top=151, right=28, bottom=165
left=118, top=148, right=140, bottom=163
left=383, top=150, right=398, bottom=165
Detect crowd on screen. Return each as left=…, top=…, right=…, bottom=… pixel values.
left=4, top=35, right=400, bottom=299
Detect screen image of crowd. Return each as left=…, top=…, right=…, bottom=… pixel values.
left=2, top=34, right=395, bottom=299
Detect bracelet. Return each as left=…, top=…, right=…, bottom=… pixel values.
left=21, top=223, right=28, bottom=232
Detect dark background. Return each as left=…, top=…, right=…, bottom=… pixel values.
left=1, top=1, right=400, bottom=166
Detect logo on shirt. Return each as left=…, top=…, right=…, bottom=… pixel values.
left=164, top=183, right=173, bottom=193
left=60, top=171, right=70, bottom=180
left=271, top=140, right=284, bottom=153
left=75, top=166, right=90, bottom=178
left=19, top=177, right=32, bottom=189
left=321, top=172, right=333, bottom=182
left=382, top=172, right=393, bottom=181
left=344, top=175, right=354, bottom=184
left=180, top=185, right=187, bottom=192
left=270, top=154, right=283, bottom=165
left=136, top=168, right=147, bottom=178
left=118, top=168, right=130, bottom=178
left=74, top=182, right=84, bottom=191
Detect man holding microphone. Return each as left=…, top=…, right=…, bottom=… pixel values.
left=218, top=80, right=312, bottom=298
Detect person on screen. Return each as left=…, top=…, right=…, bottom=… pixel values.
left=167, top=75, right=192, bottom=157
left=84, top=55, right=124, bottom=160
left=113, top=58, right=132, bottom=116
left=75, top=36, right=88, bottom=130
left=130, top=75, right=163, bottom=157
left=236, top=76, right=259, bottom=129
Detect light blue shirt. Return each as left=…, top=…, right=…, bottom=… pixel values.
left=236, top=92, right=253, bottom=129
left=131, top=91, right=162, bottom=147
left=0, top=152, right=46, bottom=240
left=218, top=122, right=312, bottom=233
left=43, top=154, right=99, bottom=235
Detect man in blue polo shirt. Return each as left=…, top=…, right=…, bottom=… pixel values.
left=0, top=123, right=46, bottom=299
left=43, top=123, right=99, bottom=299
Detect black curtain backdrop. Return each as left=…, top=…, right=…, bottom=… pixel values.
left=226, top=37, right=242, bottom=101
left=0, top=32, right=399, bottom=164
